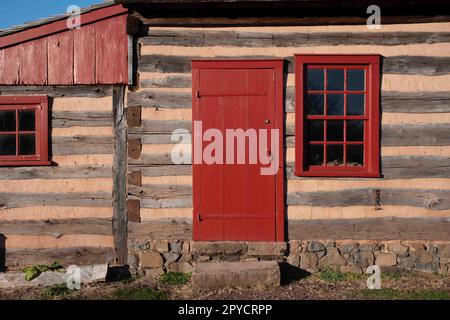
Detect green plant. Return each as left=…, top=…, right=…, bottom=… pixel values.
left=112, top=287, right=168, bottom=300
left=319, top=269, right=347, bottom=282
left=22, top=261, right=64, bottom=281
left=159, top=272, right=191, bottom=285
left=41, top=284, right=72, bottom=300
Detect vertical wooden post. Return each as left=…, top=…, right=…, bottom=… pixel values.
left=112, top=85, right=127, bottom=265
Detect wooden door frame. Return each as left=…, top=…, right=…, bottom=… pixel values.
left=191, top=59, right=285, bottom=242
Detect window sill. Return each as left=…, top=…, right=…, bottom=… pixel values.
left=294, top=170, right=381, bottom=178
left=0, top=160, right=52, bottom=167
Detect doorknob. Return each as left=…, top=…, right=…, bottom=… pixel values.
left=265, top=119, right=270, bottom=124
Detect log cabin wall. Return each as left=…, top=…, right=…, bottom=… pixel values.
left=0, top=86, right=115, bottom=267
left=127, top=21, right=450, bottom=243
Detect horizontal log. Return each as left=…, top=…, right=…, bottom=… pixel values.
left=287, top=188, right=450, bottom=210
left=5, top=247, right=114, bottom=267
left=139, top=15, right=450, bottom=28
left=0, top=219, right=112, bottom=236
left=130, top=133, right=189, bottom=144
left=127, top=90, right=191, bottom=108
left=141, top=197, right=192, bottom=209
left=128, top=184, right=192, bottom=199
left=287, top=156, right=450, bottom=179
left=139, top=54, right=450, bottom=75
left=131, top=165, right=192, bottom=176
left=141, top=30, right=450, bottom=47
left=0, top=85, right=113, bottom=97
left=140, top=74, right=192, bottom=88
left=52, top=111, right=112, bottom=128
left=128, top=220, right=192, bottom=239
left=128, top=120, right=191, bottom=134
left=0, top=165, right=112, bottom=180
left=288, top=217, right=450, bottom=240
left=52, top=136, right=113, bottom=155
left=0, top=192, right=112, bottom=209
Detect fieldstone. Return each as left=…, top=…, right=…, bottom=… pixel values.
left=307, top=241, right=326, bottom=252
left=398, top=256, right=415, bottom=270
left=144, top=268, right=164, bottom=278
left=141, top=252, right=164, bottom=268
left=387, top=243, right=409, bottom=254
left=413, top=249, right=434, bottom=265
left=375, top=252, right=397, bottom=266
left=414, top=263, right=436, bottom=273
left=247, top=242, right=287, bottom=256
left=179, top=254, right=193, bottom=263
left=152, top=240, right=169, bottom=253
left=427, top=244, right=438, bottom=254
left=438, top=264, right=449, bottom=276
left=170, top=241, right=182, bottom=254
left=438, top=244, right=450, bottom=258
left=181, top=241, right=190, bottom=254
left=317, top=250, right=327, bottom=258
left=340, top=243, right=359, bottom=254
left=168, top=262, right=194, bottom=273
left=191, top=242, right=247, bottom=255
left=128, top=239, right=150, bottom=251
left=241, top=257, right=259, bottom=262
left=127, top=253, right=139, bottom=268
left=358, top=251, right=375, bottom=269
left=289, top=240, right=302, bottom=254
left=287, top=254, right=300, bottom=267
left=340, top=264, right=362, bottom=274
left=192, top=261, right=280, bottom=289
left=318, top=248, right=347, bottom=270
left=409, top=243, right=426, bottom=252
left=359, top=243, right=381, bottom=252
left=163, top=252, right=180, bottom=265
left=299, top=252, right=319, bottom=273
left=198, top=255, right=210, bottom=262
left=325, top=241, right=336, bottom=248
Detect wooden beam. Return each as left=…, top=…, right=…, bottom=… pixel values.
left=112, top=85, right=128, bottom=265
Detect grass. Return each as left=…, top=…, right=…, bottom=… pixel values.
left=40, top=284, right=73, bottom=300
left=159, top=272, right=191, bottom=285
left=111, top=287, right=168, bottom=300
left=319, top=268, right=409, bottom=283
left=355, top=288, right=450, bottom=300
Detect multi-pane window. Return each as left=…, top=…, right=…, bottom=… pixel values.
left=295, top=55, right=380, bottom=177
left=0, top=96, right=49, bottom=166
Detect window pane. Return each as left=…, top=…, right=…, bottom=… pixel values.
left=327, top=94, right=344, bottom=115
left=347, top=120, right=364, bottom=141
left=347, top=94, right=365, bottom=116
left=0, top=110, right=16, bottom=132
left=327, top=69, right=344, bottom=91
left=347, top=69, right=365, bottom=91
left=327, top=120, right=344, bottom=141
left=19, top=109, right=35, bottom=131
left=306, top=94, right=324, bottom=115
left=307, top=68, right=324, bottom=91
left=347, top=145, right=364, bottom=166
left=0, top=134, right=16, bottom=155
left=19, top=134, right=35, bottom=155
left=309, top=144, right=324, bottom=166
left=308, top=120, right=324, bottom=141
left=327, top=145, right=344, bottom=166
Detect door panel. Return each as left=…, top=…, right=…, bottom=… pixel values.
left=192, top=61, right=284, bottom=241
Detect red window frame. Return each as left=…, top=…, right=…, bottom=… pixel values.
left=0, top=96, right=50, bottom=166
left=294, top=54, right=380, bottom=177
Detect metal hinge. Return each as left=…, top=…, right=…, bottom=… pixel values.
left=198, top=213, right=203, bottom=221
left=196, top=90, right=201, bottom=98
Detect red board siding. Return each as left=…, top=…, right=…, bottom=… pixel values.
left=48, top=31, right=74, bottom=85
left=95, top=15, right=128, bottom=84
left=0, top=46, right=19, bottom=84
left=74, top=24, right=96, bottom=84
left=19, top=38, right=47, bottom=85
left=0, top=12, right=128, bottom=85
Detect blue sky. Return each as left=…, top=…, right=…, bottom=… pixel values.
left=0, top=0, right=105, bottom=30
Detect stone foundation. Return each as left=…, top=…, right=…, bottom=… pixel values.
left=127, top=239, right=450, bottom=276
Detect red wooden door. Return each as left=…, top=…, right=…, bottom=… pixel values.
left=192, top=60, right=284, bottom=242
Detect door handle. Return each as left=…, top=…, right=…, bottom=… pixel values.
left=265, top=119, right=270, bottom=124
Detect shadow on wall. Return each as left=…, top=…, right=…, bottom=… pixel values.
left=0, top=234, right=5, bottom=271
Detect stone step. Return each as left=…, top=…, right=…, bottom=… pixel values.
left=192, top=261, right=280, bottom=289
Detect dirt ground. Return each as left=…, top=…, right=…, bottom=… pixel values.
left=1, top=267, right=449, bottom=300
